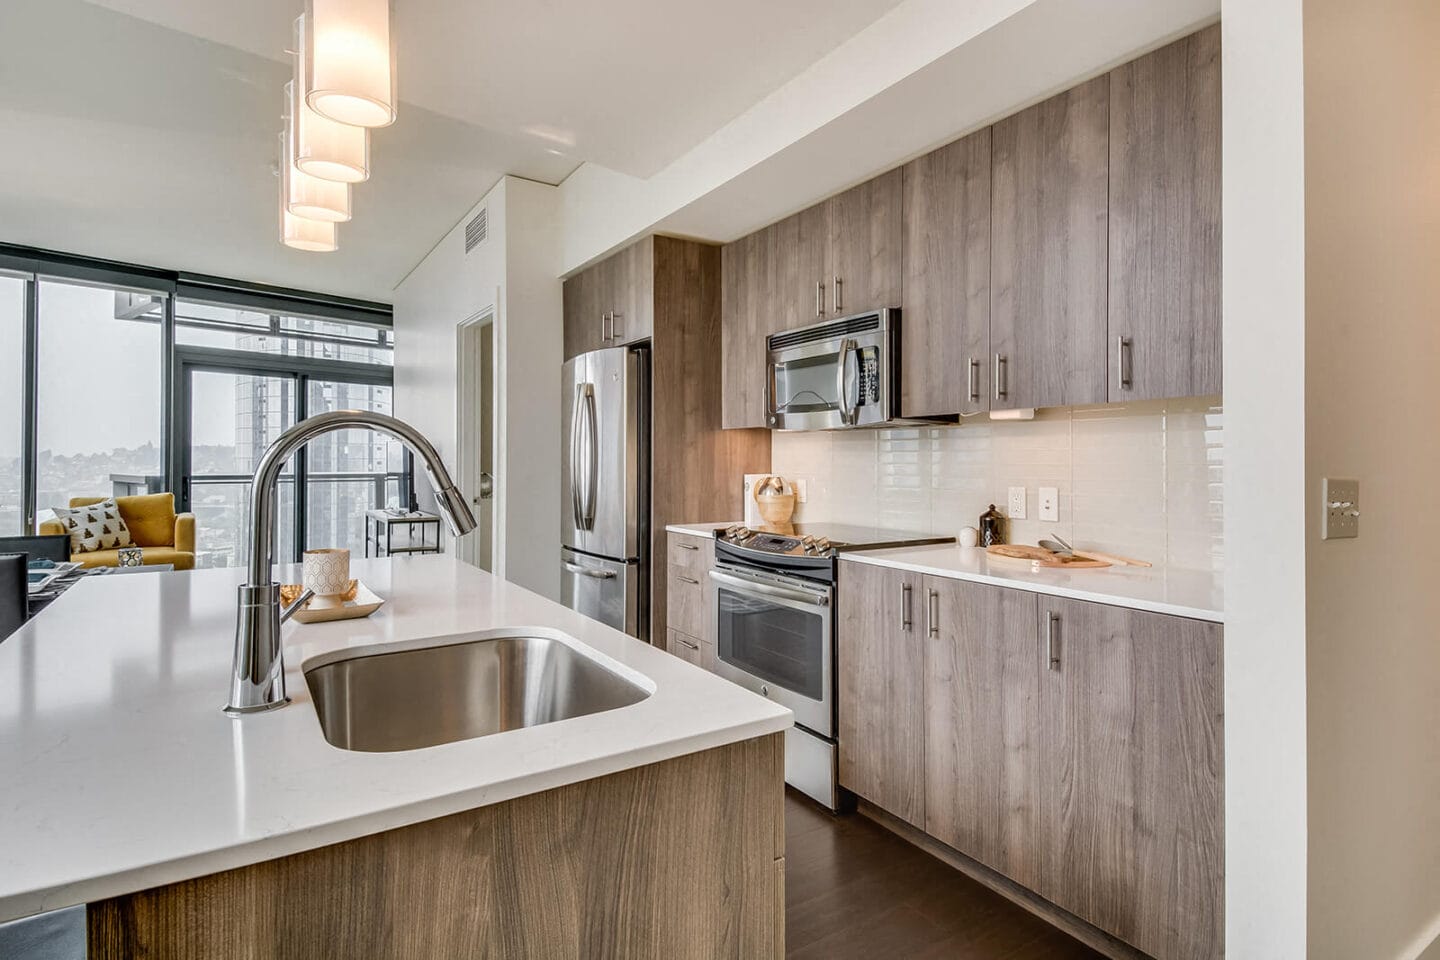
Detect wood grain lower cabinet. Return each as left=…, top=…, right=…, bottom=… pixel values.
left=837, top=561, right=926, bottom=828
left=1035, top=597, right=1223, bottom=960
left=666, top=628, right=703, bottom=667
left=666, top=532, right=715, bottom=654
left=923, top=576, right=1041, bottom=890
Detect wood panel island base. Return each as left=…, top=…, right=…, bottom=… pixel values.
left=87, top=734, right=785, bottom=960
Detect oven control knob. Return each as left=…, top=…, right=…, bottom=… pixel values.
left=760, top=684, right=770, bottom=697
left=813, top=537, right=832, bottom=553
left=736, top=527, right=753, bottom=541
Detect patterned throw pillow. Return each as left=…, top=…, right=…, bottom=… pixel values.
left=52, top=499, right=134, bottom=554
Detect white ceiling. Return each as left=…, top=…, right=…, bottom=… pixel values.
left=0, top=0, right=904, bottom=301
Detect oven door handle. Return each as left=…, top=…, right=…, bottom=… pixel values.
left=708, top=569, right=830, bottom=607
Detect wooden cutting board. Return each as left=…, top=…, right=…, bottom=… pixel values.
left=986, top=544, right=1113, bottom=569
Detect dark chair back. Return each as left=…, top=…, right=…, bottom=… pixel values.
left=0, top=553, right=27, bottom=642
left=0, top=534, right=69, bottom=564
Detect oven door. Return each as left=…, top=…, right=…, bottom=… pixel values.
left=709, top=565, right=833, bottom=737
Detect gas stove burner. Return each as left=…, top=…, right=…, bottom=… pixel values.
left=716, top=522, right=952, bottom=560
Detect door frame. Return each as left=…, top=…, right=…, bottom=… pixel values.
left=455, top=308, right=495, bottom=571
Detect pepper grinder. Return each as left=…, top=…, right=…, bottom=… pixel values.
left=979, top=504, right=1007, bottom=547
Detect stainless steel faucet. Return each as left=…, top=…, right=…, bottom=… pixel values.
left=224, top=410, right=477, bottom=716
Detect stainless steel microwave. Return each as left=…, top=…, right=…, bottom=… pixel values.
left=766, top=309, right=898, bottom=430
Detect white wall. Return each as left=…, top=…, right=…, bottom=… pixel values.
left=1304, top=1, right=1440, bottom=957
left=393, top=176, right=562, bottom=600
left=1220, top=0, right=1311, bottom=955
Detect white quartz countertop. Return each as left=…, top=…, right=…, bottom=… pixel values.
left=0, top=558, right=791, bottom=922
left=665, top=521, right=735, bottom=538
left=843, top=544, right=1223, bottom=622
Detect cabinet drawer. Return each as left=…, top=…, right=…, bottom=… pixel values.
left=667, top=532, right=712, bottom=577
left=667, top=569, right=709, bottom=640
left=667, top=629, right=703, bottom=666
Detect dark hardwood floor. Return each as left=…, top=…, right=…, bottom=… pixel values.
left=785, top=790, right=1102, bottom=960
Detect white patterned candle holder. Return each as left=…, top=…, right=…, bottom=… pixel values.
left=302, top=548, right=350, bottom=606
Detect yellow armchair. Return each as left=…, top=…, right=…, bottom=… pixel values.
left=39, top=493, right=196, bottom=571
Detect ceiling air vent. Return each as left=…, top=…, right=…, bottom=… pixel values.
left=464, top=207, right=488, bottom=253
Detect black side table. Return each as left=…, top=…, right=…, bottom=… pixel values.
left=365, top=510, right=442, bottom=558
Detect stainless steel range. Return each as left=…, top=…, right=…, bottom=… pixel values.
left=709, top=522, right=952, bottom=809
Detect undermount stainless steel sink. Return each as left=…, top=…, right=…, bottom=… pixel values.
left=304, top=633, right=652, bottom=752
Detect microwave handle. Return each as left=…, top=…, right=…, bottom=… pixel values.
left=836, top=338, right=859, bottom=425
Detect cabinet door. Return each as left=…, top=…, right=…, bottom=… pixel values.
left=991, top=76, right=1110, bottom=410
left=826, top=168, right=902, bottom=318
left=1036, top=598, right=1223, bottom=960
left=1108, top=25, right=1221, bottom=402
left=901, top=130, right=991, bottom=417
left=837, top=560, right=925, bottom=827
left=721, top=233, right=767, bottom=429
left=562, top=267, right=602, bottom=361
left=609, top=237, right=655, bottom=346
left=923, top=577, right=1041, bottom=888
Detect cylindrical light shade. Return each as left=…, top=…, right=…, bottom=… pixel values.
left=279, top=133, right=338, bottom=252
left=303, top=0, right=397, bottom=128
left=292, top=14, right=371, bottom=183
left=282, top=85, right=351, bottom=222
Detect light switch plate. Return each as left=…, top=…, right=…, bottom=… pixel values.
left=1007, top=486, right=1026, bottom=520
left=792, top=479, right=808, bottom=503
left=1322, top=477, right=1360, bottom=540
left=1038, top=487, right=1059, bottom=522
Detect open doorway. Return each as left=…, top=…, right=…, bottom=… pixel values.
left=456, top=310, right=495, bottom=571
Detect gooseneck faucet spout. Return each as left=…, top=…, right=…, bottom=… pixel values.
left=224, top=410, right=477, bottom=716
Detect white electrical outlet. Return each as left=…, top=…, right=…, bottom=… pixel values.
left=1038, top=487, right=1059, bottom=522
left=1007, top=486, right=1026, bottom=520
left=793, top=479, right=808, bottom=503
left=1322, top=477, right=1360, bottom=540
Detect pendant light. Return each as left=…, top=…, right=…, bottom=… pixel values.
left=303, top=0, right=397, bottom=128
left=292, top=14, right=370, bottom=183
left=279, top=133, right=338, bottom=252
left=282, top=84, right=352, bottom=222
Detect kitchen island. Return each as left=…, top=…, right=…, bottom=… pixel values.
left=0, top=557, right=791, bottom=959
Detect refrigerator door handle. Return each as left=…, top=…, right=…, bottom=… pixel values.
left=569, top=383, right=586, bottom=530
left=580, top=382, right=599, bottom=529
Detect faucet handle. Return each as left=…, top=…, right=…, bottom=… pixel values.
left=280, top=587, right=315, bottom=623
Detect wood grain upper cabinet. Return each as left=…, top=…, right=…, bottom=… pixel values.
left=923, top=577, right=1041, bottom=889
left=607, top=237, right=654, bottom=347
left=562, top=265, right=604, bottom=361
left=826, top=169, right=902, bottom=319
left=900, top=129, right=992, bottom=418
left=837, top=560, right=925, bottom=828
left=1108, top=25, right=1222, bottom=402
left=991, top=76, right=1110, bottom=410
left=1035, top=597, right=1223, bottom=960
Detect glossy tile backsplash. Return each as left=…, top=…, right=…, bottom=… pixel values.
left=771, top=397, right=1223, bottom=571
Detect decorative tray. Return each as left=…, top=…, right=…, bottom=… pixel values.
left=280, top=580, right=386, bottom=624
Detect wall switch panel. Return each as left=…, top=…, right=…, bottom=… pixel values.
left=1038, top=487, right=1059, bottom=522
left=792, top=479, right=808, bottom=503
left=1322, top=477, right=1360, bottom=540
left=1007, top=486, right=1026, bottom=520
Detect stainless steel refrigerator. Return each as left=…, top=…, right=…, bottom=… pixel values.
left=560, top=346, right=649, bottom=640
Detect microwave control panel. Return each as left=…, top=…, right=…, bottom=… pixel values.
left=857, top=347, right=880, bottom=406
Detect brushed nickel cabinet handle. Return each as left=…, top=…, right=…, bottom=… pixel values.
left=816, top=280, right=824, bottom=317
left=675, top=636, right=699, bottom=651
left=901, top=582, right=912, bottom=631
left=994, top=354, right=1008, bottom=401
left=927, top=589, right=939, bottom=639
left=1117, top=336, right=1133, bottom=390
left=1046, top=611, right=1061, bottom=671
left=677, top=575, right=700, bottom=585
left=611, top=311, right=623, bottom=342
left=967, top=357, right=979, bottom=403
left=677, top=543, right=700, bottom=551
left=601, top=311, right=611, bottom=342
left=833, top=276, right=843, bottom=313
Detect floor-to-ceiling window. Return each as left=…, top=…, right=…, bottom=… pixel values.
left=34, top=279, right=164, bottom=524
left=0, top=274, right=25, bottom=535
left=0, top=245, right=398, bottom=566
left=173, top=298, right=399, bottom=568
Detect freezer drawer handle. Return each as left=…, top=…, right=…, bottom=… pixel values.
left=564, top=561, right=617, bottom=580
